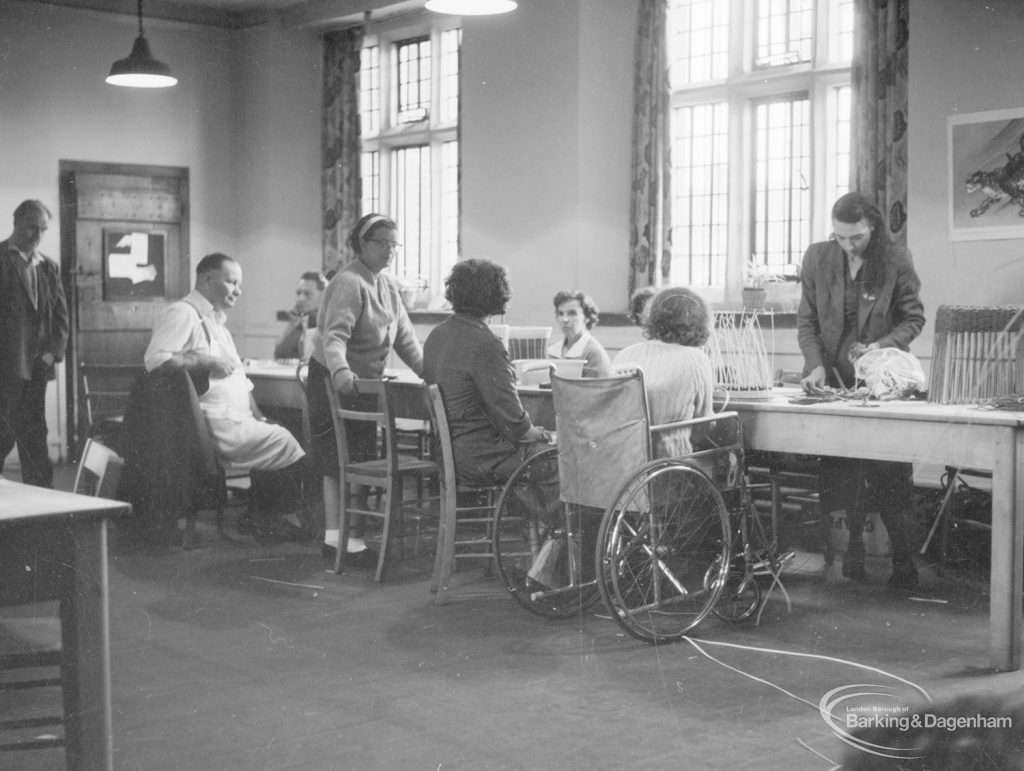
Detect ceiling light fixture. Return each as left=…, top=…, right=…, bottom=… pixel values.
left=425, top=0, right=518, bottom=16
left=106, top=0, right=177, bottom=88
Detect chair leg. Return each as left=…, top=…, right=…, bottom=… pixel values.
left=920, top=476, right=957, bottom=576
left=430, top=483, right=450, bottom=595
left=334, top=480, right=351, bottom=575
left=433, top=486, right=457, bottom=605
left=375, top=488, right=394, bottom=583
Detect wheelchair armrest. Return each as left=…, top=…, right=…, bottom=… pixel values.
left=650, top=410, right=739, bottom=434
left=651, top=411, right=742, bottom=452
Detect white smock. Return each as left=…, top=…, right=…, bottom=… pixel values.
left=145, top=291, right=304, bottom=472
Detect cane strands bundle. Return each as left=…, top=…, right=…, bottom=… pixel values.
left=928, top=306, right=1024, bottom=404
left=704, top=311, right=774, bottom=398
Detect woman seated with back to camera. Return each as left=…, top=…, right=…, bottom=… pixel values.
left=423, top=259, right=553, bottom=487
left=546, top=290, right=611, bottom=378
left=612, top=286, right=714, bottom=457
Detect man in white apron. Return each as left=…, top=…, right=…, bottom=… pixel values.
left=145, top=253, right=306, bottom=541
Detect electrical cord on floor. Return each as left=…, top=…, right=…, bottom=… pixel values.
left=683, top=636, right=933, bottom=770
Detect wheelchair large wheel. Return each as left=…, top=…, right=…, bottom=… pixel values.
left=493, top=447, right=602, bottom=618
left=597, top=460, right=731, bottom=643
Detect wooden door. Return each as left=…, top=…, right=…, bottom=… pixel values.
left=59, top=161, right=190, bottom=453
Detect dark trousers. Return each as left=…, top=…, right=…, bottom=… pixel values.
left=249, top=459, right=309, bottom=521
left=0, top=362, right=53, bottom=488
left=819, top=456, right=914, bottom=563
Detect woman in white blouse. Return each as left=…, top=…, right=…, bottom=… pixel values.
left=545, top=290, right=611, bottom=378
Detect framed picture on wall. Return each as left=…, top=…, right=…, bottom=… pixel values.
left=102, top=229, right=166, bottom=300
left=949, top=107, right=1024, bottom=241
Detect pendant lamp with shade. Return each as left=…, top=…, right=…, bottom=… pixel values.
left=106, top=0, right=177, bottom=88
left=425, top=0, right=518, bottom=15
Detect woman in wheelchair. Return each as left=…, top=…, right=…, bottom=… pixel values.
left=493, top=286, right=781, bottom=640
left=422, top=258, right=553, bottom=487
left=613, top=286, right=715, bottom=457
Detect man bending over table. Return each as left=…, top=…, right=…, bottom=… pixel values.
left=144, top=252, right=306, bottom=542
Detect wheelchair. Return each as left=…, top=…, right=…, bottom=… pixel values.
left=493, top=368, right=789, bottom=642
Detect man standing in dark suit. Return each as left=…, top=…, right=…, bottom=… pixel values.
left=0, top=200, right=69, bottom=487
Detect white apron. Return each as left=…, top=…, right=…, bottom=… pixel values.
left=192, top=304, right=304, bottom=472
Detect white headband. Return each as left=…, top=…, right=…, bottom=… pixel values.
left=358, top=214, right=389, bottom=242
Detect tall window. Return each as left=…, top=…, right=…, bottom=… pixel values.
left=668, top=0, right=853, bottom=299
left=360, top=22, right=461, bottom=297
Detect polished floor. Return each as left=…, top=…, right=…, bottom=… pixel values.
left=1, top=468, right=1021, bottom=771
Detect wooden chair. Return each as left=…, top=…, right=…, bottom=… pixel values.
left=73, top=437, right=125, bottom=498
left=80, top=363, right=145, bottom=454
left=423, top=384, right=505, bottom=605
left=920, top=466, right=992, bottom=576
left=326, top=379, right=438, bottom=581
left=0, top=438, right=125, bottom=757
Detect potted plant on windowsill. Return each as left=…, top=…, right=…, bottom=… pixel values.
left=742, top=258, right=778, bottom=310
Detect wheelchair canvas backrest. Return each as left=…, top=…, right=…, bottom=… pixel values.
left=551, top=371, right=652, bottom=509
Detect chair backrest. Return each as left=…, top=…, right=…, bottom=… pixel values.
left=295, top=361, right=312, bottom=448
left=507, top=326, right=552, bottom=360
left=928, top=304, right=1024, bottom=403
left=424, top=383, right=458, bottom=492
left=552, top=370, right=652, bottom=508
left=81, top=363, right=145, bottom=427
left=325, top=378, right=389, bottom=473
left=73, top=437, right=125, bottom=498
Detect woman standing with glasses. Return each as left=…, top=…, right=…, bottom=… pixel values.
left=307, top=213, right=424, bottom=566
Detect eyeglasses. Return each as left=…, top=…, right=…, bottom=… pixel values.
left=366, top=239, right=402, bottom=251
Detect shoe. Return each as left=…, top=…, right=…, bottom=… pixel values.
left=345, top=547, right=379, bottom=569
left=888, top=561, right=919, bottom=592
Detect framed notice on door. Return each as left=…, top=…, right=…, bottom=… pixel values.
left=102, top=230, right=166, bottom=300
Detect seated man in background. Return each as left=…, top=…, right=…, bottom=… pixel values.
left=144, top=252, right=306, bottom=542
left=274, top=270, right=326, bottom=361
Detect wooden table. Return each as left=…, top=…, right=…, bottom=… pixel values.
left=725, top=389, right=1024, bottom=671
left=0, top=479, right=130, bottom=770
left=246, top=360, right=305, bottom=411
left=246, top=363, right=557, bottom=428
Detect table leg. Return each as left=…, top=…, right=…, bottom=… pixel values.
left=61, top=519, right=113, bottom=771
left=989, top=431, right=1024, bottom=671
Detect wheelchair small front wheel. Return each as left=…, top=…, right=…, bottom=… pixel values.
left=493, top=447, right=602, bottom=618
left=597, top=460, right=731, bottom=643
left=706, top=556, right=762, bottom=622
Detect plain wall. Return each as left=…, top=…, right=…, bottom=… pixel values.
left=907, top=0, right=1024, bottom=365
left=460, top=0, right=637, bottom=327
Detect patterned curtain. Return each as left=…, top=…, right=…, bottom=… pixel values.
left=851, top=0, right=909, bottom=244
left=322, top=26, right=365, bottom=273
left=629, top=0, right=671, bottom=300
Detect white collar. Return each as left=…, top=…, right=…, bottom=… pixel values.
left=548, top=330, right=591, bottom=358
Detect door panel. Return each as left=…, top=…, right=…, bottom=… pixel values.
left=60, top=162, right=190, bottom=454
